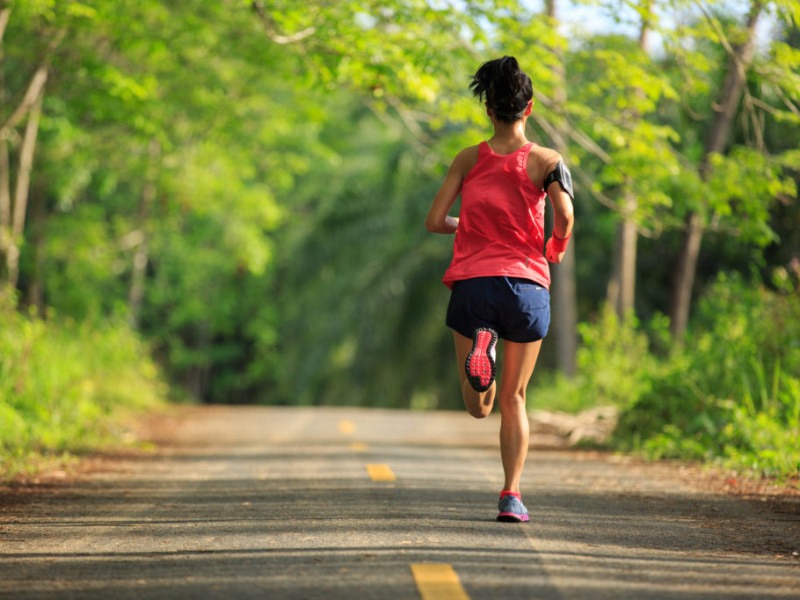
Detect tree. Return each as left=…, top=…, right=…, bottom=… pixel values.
left=566, top=8, right=681, bottom=323
left=0, top=1, right=65, bottom=290
left=544, top=0, right=578, bottom=376
left=669, top=0, right=764, bottom=339
left=5, top=0, right=797, bottom=409
left=606, top=0, right=655, bottom=320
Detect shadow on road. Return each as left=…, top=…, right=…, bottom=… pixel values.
left=1, top=406, right=798, bottom=599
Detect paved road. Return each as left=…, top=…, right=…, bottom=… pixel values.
left=1, top=406, right=798, bottom=599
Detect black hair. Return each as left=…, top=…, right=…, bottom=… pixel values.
left=469, top=56, right=533, bottom=123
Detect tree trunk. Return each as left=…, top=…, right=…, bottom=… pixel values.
left=0, top=7, right=56, bottom=289
left=608, top=191, right=638, bottom=319
left=607, top=7, right=651, bottom=320
left=7, top=83, right=45, bottom=289
left=0, top=6, right=10, bottom=283
left=0, top=6, right=10, bottom=43
left=0, top=8, right=62, bottom=290
left=669, top=1, right=762, bottom=339
left=24, top=181, right=46, bottom=312
left=0, top=139, right=10, bottom=282
left=669, top=211, right=703, bottom=338
left=128, top=138, right=160, bottom=329
left=545, top=0, right=577, bottom=377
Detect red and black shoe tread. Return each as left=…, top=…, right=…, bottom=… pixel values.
left=465, top=327, right=498, bottom=392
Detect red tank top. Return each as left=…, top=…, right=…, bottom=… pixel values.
left=442, top=141, right=550, bottom=289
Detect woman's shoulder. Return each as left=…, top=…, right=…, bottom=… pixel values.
left=456, top=143, right=483, bottom=160
left=451, top=144, right=482, bottom=174
left=528, top=144, right=562, bottom=168
left=526, top=144, right=564, bottom=189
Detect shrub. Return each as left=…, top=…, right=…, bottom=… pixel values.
left=615, top=273, right=800, bottom=478
left=531, top=306, right=660, bottom=414
left=0, top=295, right=166, bottom=478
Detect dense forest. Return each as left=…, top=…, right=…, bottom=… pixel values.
left=1, top=0, right=798, bottom=479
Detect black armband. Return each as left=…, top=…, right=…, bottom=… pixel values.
left=543, top=161, right=574, bottom=200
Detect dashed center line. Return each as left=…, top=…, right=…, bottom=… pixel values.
left=340, top=420, right=394, bottom=483
left=365, top=463, right=396, bottom=482
left=338, top=419, right=356, bottom=435
left=410, top=563, right=470, bottom=600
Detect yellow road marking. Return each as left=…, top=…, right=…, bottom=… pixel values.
left=338, top=420, right=356, bottom=435
left=349, top=442, right=368, bottom=452
left=365, top=463, right=396, bottom=482
left=410, top=563, right=470, bottom=600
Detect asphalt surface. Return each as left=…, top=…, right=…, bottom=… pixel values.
left=1, top=405, right=798, bottom=599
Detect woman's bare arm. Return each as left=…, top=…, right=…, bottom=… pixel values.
left=425, top=147, right=478, bottom=234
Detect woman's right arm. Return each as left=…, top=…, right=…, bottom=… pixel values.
left=548, top=179, right=574, bottom=241
left=542, top=155, right=575, bottom=263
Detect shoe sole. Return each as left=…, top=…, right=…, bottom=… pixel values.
left=465, top=328, right=497, bottom=392
left=497, top=512, right=530, bottom=523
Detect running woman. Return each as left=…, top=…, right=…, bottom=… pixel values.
left=425, top=56, right=575, bottom=523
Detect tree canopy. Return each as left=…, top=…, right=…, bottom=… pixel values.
left=1, top=0, right=798, bottom=410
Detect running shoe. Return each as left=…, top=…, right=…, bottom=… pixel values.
left=465, top=327, right=498, bottom=392
left=497, top=492, right=529, bottom=523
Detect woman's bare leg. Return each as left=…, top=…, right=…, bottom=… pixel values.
left=453, top=331, right=542, bottom=492
left=453, top=331, right=496, bottom=418
left=496, top=339, right=542, bottom=492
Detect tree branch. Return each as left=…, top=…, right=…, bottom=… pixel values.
left=0, top=7, right=10, bottom=44
left=384, top=95, right=434, bottom=147
left=251, top=1, right=316, bottom=45
left=0, top=28, right=64, bottom=134
left=534, top=91, right=613, bottom=163
left=0, top=65, right=48, bottom=134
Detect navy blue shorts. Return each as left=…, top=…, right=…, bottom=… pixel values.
left=446, top=276, right=551, bottom=343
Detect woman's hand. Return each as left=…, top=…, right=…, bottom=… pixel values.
left=545, top=237, right=566, bottom=263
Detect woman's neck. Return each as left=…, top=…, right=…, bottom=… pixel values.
left=488, top=118, right=529, bottom=153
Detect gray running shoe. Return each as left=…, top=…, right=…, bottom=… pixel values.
left=497, top=493, right=529, bottom=523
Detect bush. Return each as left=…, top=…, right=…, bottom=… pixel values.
left=531, top=306, right=661, bottom=414
left=0, top=294, right=167, bottom=479
left=539, top=272, right=800, bottom=479
left=615, top=273, right=800, bottom=478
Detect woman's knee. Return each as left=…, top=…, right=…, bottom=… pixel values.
left=499, top=390, right=527, bottom=412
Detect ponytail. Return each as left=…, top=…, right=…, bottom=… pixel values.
left=469, top=56, right=533, bottom=123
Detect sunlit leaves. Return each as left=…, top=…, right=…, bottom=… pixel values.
left=770, top=0, right=800, bottom=26
left=756, top=40, right=800, bottom=127
left=6, top=0, right=799, bottom=406
left=705, top=148, right=794, bottom=245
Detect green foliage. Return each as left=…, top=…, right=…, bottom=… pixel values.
left=140, top=209, right=279, bottom=404
left=530, top=306, right=672, bottom=417
left=705, top=148, right=794, bottom=245
left=2, top=0, right=799, bottom=484
left=0, top=294, right=166, bottom=479
left=40, top=203, right=130, bottom=319
left=538, top=272, right=800, bottom=479
left=272, top=104, right=458, bottom=408
left=613, top=273, right=800, bottom=478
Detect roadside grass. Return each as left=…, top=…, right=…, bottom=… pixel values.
left=529, top=272, right=800, bottom=483
left=0, top=295, right=167, bottom=481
